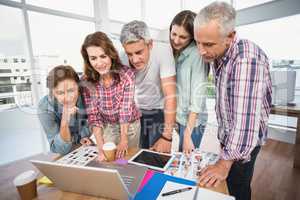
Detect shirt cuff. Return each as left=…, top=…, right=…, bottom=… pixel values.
left=119, top=116, right=131, bottom=124
left=80, top=126, right=92, bottom=138
left=89, top=123, right=103, bottom=133
left=220, top=148, right=251, bottom=162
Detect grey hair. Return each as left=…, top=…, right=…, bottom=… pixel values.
left=120, top=20, right=151, bottom=45
left=194, top=1, right=236, bottom=36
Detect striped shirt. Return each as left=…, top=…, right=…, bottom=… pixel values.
left=82, top=66, right=141, bottom=128
left=212, top=36, right=272, bottom=162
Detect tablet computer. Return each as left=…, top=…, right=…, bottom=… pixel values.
left=128, top=149, right=174, bottom=171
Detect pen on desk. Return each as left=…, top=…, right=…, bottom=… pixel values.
left=162, top=187, right=193, bottom=196
left=192, top=185, right=199, bottom=200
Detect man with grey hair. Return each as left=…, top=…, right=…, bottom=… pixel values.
left=120, top=20, right=176, bottom=153
left=194, top=2, right=272, bottom=200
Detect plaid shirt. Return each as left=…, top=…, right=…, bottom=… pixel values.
left=82, top=66, right=141, bottom=128
left=212, top=36, right=272, bottom=162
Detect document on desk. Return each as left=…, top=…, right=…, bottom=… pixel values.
left=157, top=181, right=196, bottom=200
left=194, top=188, right=235, bottom=200
left=157, top=181, right=235, bottom=200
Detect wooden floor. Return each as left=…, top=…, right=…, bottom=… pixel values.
left=252, top=139, right=300, bottom=200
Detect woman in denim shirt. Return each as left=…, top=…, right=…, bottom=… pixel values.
left=38, top=65, right=91, bottom=155
left=169, top=10, right=208, bottom=154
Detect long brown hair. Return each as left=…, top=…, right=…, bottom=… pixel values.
left=169, top=10, right=196, bottom=55
left=81, top=31, right=122, bottom=83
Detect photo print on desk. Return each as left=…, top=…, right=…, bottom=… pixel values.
left=55, top=146, right=98, bottom=166
left=164, top=149, right=219, bottom=181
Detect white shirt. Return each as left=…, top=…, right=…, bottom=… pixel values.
left=122, top=42, right=176, bottom=110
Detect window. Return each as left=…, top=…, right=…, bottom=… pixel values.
left=0, top=97, right=15, bottom=105
left=16, top=83, right=31, bottom=92
left=237, top=14, right=300, bottom=102
left=20, top=76, right=25, bottom=80
left=233, top=0, right=275, bottom=10
left=184, top=0, right=231, bottom=13
left=145, top=0, right=181, bottom=29
left=237, top=14, right=300, bottom=61
left=108, top=0, right=141, bottom=22
left=0, top=85, right=13, bottom=93
left=26, top=0, right=94, bottom=17
left=0, top=0, right=95, bottom=166
left=28, top=11, right=94, bottom=98
left=0, top=6, right=28, bottom=62
left=0, top=69, right=12, bottom=73
left=0, top=77, right=11, bottom=84
left=29, top=12, right=94, bottom=73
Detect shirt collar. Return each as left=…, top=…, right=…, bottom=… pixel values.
left=98, top=77, right=117, bottom=89
left=177, top=42, right=196, bottom=62
left=216, top=35, right=238, bottom=66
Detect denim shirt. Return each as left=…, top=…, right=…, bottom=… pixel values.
left=175, top=42, right=208, bottom=126
left=38, top=95, right=91, bottom=155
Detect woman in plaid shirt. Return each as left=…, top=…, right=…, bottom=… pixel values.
left=81, top=32, right=141, bottom=161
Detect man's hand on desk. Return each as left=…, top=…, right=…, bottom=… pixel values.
left=199, top=159, right=233, bottom=187
left=150, top=133, right=172, bottom=153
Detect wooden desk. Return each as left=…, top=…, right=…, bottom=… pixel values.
left=0, top=149, right=228, bottom=200
left=271, top=104, right=300, bottom=168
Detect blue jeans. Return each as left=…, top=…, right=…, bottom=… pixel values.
left=139, top=109, right=164, bottom=148
left=178, top=123, right=205, bottom=152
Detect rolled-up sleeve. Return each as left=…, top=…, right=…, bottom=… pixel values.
left=189, top=54, right=208, bottom=114
left=221, top=58, right=265, bottom=161
left=79, top=124, right=92, bottom=139
left=119, top=70, right=136, bottom=123
left=81, top=82, right=103, bottom=128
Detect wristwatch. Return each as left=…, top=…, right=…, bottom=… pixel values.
left=160, top=134, right=172, bottom=142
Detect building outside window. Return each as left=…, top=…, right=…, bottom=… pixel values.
left=16, top=83, right=31, bottom=92
left=0, top=69, right=12, bottom=73
left=0, top=85, right=13, bottom=93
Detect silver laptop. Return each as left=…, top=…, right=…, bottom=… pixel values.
left=31, top=160, right=147, bottom=200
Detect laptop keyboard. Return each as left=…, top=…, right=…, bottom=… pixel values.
left=121, top=175, right=134, bottom=188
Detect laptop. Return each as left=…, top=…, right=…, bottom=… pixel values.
left=31, top=159, right=147, bottom=200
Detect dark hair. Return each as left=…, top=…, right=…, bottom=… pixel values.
left=46, top=65, right=79, bottom=96
left=169, top=10, right=196, bottom=53
left=81, top=31, right=122, bottom=83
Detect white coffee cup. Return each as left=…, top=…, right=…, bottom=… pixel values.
left=13, top=170, right=37, bottom=200
left=102, top=142, right=117, bottom=162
